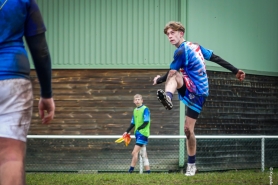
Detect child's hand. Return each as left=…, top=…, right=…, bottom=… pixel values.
left=123, top=132, right=127, bottom=136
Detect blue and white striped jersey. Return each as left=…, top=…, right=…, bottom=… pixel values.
left=170, top=41, right=213, bottom=97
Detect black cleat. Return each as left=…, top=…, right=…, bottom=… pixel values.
left=157, top=89, right=173, bottom=110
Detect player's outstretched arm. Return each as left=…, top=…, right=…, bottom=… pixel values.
left=209, top=53, right=245, bottom=81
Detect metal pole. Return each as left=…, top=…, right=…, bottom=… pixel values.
left=179, top=102, right=185, bottom=168
left=261, top=137, right=265, bottom=172
left=139, top=151, right=143, bottom=174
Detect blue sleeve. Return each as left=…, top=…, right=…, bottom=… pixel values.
left=143, top=108, right=150, bottom=122
left=25, top=0, right=46, bottom=37
left=199, top=45, right=213, bottom=60
left=131, top=115, right=134, bottom=125
left=170, top=47, right=185, bottom=70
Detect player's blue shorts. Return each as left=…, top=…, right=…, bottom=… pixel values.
left=135, top=130, right=148, bottom=146
left=178, top=85, right=206, bottom=114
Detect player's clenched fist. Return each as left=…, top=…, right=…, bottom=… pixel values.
left=236, top=70, right=245, bottom=81
left=153, top=75, right=161, bottom=85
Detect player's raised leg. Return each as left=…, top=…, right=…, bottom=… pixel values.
left=157, top=70, right=183, bottom=110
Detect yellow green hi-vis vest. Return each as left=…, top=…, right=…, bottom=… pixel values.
left=133, top=105, right=150, bottom=137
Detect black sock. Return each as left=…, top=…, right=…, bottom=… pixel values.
left=166, top=92, right=173, bottom=100
left=129, top=166, right=134, bottom=173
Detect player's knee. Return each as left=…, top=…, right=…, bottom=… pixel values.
left=131, top=152, right=136, bottom=156
left=131, top=150, right=138, bottom=157
left=184, top=126, right=193, bottom=139
left=184, top=126, right=193, bottom=131
left=167, top=72, right=182, bottom=81
left=175, top=72, right=183, bottom=79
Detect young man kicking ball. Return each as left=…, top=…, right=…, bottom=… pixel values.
left=153, top=21, right=245, bottom=176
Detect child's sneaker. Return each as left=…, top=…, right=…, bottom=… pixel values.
left=157, top=89, right=173, bottom=110
left=185, top=163, right=197, bottom=176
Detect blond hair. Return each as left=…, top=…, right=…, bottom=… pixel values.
left=164, top=21, right=185, bottom=34
left=134, top=94, right=143, bottom=100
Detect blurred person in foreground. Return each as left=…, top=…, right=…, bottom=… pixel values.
left=0, top=0, right=55, bottom=184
